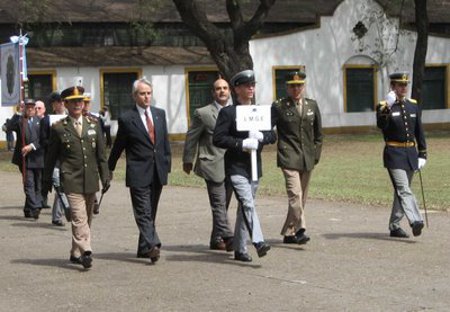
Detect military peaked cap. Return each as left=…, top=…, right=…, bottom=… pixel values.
left=24, top=98, right=35, bottom=106
left=286, top=71, right=306, bottom=84
left=389, top=72, right=410, bottom=83
left=48, top=92, right=62, bottom=103
left=61, top=86, right=85, bottom=101
left=230, top=70, right=255, bottom=87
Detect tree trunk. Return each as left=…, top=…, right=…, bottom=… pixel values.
left=172, top=0, right=276, bottom=81
left=411, top=0, right=428, bottom=105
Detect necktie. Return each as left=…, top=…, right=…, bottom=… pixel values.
left=145, top=110, right=155, bottom=144
left=296, top=99, right=303, bottom=116
left=74, top=121, right=82, bottom=137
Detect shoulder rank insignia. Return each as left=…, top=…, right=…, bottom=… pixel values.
left=409, top=98, right=417, bottom=104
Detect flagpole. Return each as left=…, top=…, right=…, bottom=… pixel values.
left=18, top=29, right=27, bottom=182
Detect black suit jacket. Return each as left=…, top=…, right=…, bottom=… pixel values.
left=213, top=104, right=276, bottom=179
left=108, top=105, right=171, bottom=188
left=7, top=115, right=44, bottom=169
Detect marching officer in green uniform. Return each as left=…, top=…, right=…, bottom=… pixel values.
left=271, top=71, right=323, bottom=245
left=44, top=86, right=110, bottom=269
left=376, top=72, right=426, bottom=238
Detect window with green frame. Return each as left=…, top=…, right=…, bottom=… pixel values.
left=103, top=72, right=138, bottom=119
left=273, top=67, right=305, bottom=100
left=345, top=67, right=375, bottom=112
left=187, top=70, right=220, bottom=120
left=27, top=74, right=54, bottom=111
left=422, top=66, right=446, bottom=110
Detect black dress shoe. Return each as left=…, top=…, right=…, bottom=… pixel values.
left=41, top=204, right=51, bottom=209
left=80, top=251, right=93, bottom=269
left=137, top=252, right=148, bottom=258
left=283, top=235, right=299, bottom=244
left=411, top=221, right=424, bottom=237
left=32, top=209, right=41, bottom=220
left=390, top=228, right=409, bottom=238
left=234, top=252, right=252, bottom=262
left=52, top=220, right=65, bottom=226
left=254, top=242, right=271, bottom=258
left=24, top=211, right=33, bottom=218
left=148, top=246, right=160, bottom=263
left=296, top=233, right=310, bottom=245
left=69, top=255, right=82, bottom=264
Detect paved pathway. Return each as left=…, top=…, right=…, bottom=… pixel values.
left=0, top=171, right=449, bottom=311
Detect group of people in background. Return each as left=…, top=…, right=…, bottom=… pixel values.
left=2, top=68, right=427, bottom=269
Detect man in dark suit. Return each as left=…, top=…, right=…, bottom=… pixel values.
left=376, top=72, right=426, bottom=238
left=108, top=78, right=171, bottom=264
left=35, top=100, right=52, bottom=210
left=213, top=70, right=276, bottom=262
left=271, top=71, right=323, bottom=245
left=44, top=86, right=110, bottom=269
left=183, top=78, right=234, bottom=251
left=7, top=99, right=44, bottom=219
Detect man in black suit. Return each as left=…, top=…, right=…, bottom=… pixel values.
left=6, top=99, right=44, bottom=219
left=108, top=78, right=171, bottom=264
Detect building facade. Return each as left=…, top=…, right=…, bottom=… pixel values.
left=0, top=0, right=449, bottom=145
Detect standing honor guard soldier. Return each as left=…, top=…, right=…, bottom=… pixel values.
left=213, top=70, right=276, bottom=262
left=376, top=72, right=426, bottom=238
left=271, top=71, right=323, bottom=245
left=183, top=78, right=234, bottom=251
left=44, top=86, right=110, bottom=269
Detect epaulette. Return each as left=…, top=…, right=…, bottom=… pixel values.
left=408, top=98, right=417, bottom=104
left=52, top=118, right=65, bottom=128
left=378, top=100, right=387, bottom=107
left=86, top=115, right=99, bottom=123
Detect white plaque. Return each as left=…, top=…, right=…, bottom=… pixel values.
left=236, top=105, right=271, bottom=131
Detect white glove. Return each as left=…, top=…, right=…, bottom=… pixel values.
left=249, top=130, right=264, bottom=142
left=242, top=138, right=259, bottom=151
left=385, top=91, right=396, bottom=108
left=418, top=158, right=426, bottom=170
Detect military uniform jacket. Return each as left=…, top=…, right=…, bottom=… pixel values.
left=376, top=98, right=427, bottom=171
left=271, top=97, right=323, bottom=172
left=44, top=116, right=108, bottom=194
left=183, top=103, right=227, bottom=183
left=7, top=115, right=44, bottom=169
left=213, top=104, right=276, bottom=179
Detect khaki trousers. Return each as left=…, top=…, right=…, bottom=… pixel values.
left=280, top=169, right=312, bottom=236
left=66, top=193, right=96, bottom=257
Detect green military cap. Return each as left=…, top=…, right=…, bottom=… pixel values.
left=24, top=98, right=36, bottom=106
left=230, top=70, right=255, bottom=87
left=389, top=72, right=409, bottom=83
left=285, top=71, right=306, bottom=84
left=61, top=86, right=85, bottom=101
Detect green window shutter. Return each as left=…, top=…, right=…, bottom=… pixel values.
left=346, top=68, right=374, bottom=112
left=103, top=72, right=138, bottom=119
left=422, top=67, right=446, bottom=110
left=187, top=71, right=219, bottom=121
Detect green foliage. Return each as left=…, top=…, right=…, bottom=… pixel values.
left=1, top=133, right=447, bottom=210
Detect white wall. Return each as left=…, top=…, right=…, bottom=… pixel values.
left=250, top=0, right=450, bottom=128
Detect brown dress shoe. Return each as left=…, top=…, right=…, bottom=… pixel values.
left=210, top=240, right=226, bottom=251
left=223, top=237, right=234, bottom=252
left=149, top=246, right=160, bottom=263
